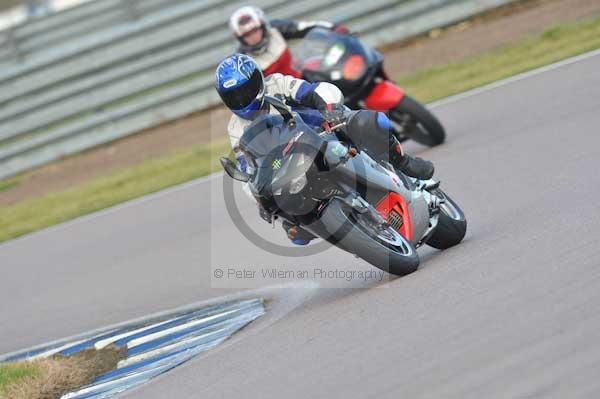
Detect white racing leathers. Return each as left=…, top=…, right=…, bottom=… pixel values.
left=239, top=20, right=335, bottom=77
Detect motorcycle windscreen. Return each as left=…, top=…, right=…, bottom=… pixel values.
left=238, top=114, right=324, bottom=197
left=293, top=28, right=333, bottom=72
left=239, top=114, right=287, bottom=162
left=294, top=28, right=373, bottom=80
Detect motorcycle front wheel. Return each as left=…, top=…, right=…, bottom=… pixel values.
left=389, top=95, right=446, bottom=147
left=313, top=199, right=420, bottom=276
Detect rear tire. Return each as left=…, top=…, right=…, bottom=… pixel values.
left=390, top=95, right=446, bottom=147
left=427, top=189, right=467, bottom=250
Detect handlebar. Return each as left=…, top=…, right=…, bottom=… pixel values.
left=263, top=96, right=296, bottom=127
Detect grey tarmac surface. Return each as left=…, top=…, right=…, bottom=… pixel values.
left=2, top=52, right=600, bottom=398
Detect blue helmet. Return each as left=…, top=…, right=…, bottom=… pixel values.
left=215, top=54, right=265, bottom=120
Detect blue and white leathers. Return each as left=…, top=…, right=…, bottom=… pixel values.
left=226, top=73, right=343, bottom=152
left=221, top=71, right=344, bottom=245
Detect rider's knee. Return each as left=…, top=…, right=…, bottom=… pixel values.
left=346, top=110, right=390, bottom=154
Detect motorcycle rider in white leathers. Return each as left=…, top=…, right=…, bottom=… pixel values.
left=229, top=5, right=347, bottom=78
left=215, top=54, right=434, bottom=245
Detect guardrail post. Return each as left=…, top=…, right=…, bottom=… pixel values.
left=5, top=27, right=23, bottom=63
left=122, top=0, right=141, bottom=21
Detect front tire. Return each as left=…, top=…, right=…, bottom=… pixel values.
left=310, top=199, right=420, bottom=276
left=427, top=189, right=467, bottom=250
left=390, top=95, right=446, bottom=147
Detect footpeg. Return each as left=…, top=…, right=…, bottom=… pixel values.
left=424, top=180, right=440, bottom=191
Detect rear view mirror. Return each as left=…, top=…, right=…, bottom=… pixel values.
left=220, top=157, right=251, bottom=182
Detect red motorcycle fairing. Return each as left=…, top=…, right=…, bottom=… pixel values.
left=375, top=192, right=413, bottom=241
left=363, top=80, right=405, bottom=112
left=263, top=48, right=302, bottom=78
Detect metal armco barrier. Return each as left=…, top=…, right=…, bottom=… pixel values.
left=0, top=0, right=515, bottom=180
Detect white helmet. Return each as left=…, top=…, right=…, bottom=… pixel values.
left=229, top=6, right=270, bottom=53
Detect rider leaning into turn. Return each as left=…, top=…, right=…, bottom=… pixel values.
left=229, top=5, right=346, bottom=78
left=214, top=54, right=434, bottom=245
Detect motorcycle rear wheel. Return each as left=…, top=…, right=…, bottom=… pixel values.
left=390, top=95, right=446, bottom=147
left=426, top=189, right=467, bottom=250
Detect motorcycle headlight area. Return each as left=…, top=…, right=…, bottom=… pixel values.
left=271, top=152, right=312, bottom=196
left=289, top=174, right=308, bottom=194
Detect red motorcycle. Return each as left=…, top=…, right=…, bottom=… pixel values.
left=295, top=28, right=445, bottom=147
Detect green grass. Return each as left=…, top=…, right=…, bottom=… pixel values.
left=0, top=363, right=40, bottom=393
left=0, top=347, right=125, bottom=399
left=400, top=15, right=600, bottom=102
left=0, top=139, right=230, bottom=243
left=1, top=15, right=600, bottom=243
left=0, top=177, right=20, bottom=193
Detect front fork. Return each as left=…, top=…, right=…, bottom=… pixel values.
left=413, top=179, right=446, bottom=247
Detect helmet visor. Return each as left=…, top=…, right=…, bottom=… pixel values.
left=219, top=68, right=264, bottom=110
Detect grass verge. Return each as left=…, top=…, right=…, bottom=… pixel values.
left=1, top=15, right=600, bottom=243
left=0, top=347, right=125, bottom=399
left=0, top=139, right=229, bottom=243
left=0, top=363, right=40, bottom=392
left=0, top=177, right=20, bottom=193
left=400, top=15, right=600, bottom=102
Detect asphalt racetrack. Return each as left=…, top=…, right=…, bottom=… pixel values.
left=2, top=51, right=600, bottom=398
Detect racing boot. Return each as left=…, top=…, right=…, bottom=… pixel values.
left=389, top=139, right=434, bottom=180
left=282, top=221, right=316, bottom=246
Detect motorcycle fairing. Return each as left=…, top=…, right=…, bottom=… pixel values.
left=375, top=192, right=413, bottom=241
left=363, top=81, right=405, bottom=112
left=334, top=151, right=431, bottom=244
